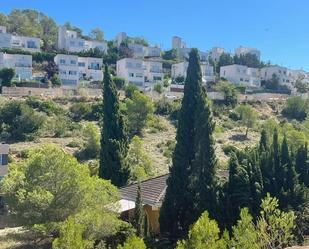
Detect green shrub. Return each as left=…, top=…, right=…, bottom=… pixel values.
left=222, top=144, right=238, bottom=156
left=282, top=96, right=308, bottom=121
left=113, top=76, right=126, bottom=90
left=69, top=102, right=92, bottom=122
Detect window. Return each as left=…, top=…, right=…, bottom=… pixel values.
left=90, top=63, right=100, bottom=70
left=78, top=62, right=85, bottom=67
left=27, top=40, right=37, bottom=49
left=60, top=59, right=66, bottom=64
left=240, top=78, right=243, bottom=81
left=1, top=154, right=8, bottom=165
left=129, top=72, right=134, bottom=77
left=136, top=73, right=143, bottom=78
left=153, top=76, right=162, bottom=81
left=70, top=60, right=76, bottom=65
left=69, top=71, right=77, bottom=75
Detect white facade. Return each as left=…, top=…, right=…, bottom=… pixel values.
left=0, top=143, right=9, bottom=179
left=116, top=58, right=163, bottom=87
left=143, top=46, right=161, bottom=57
left=0, top=52, right=32, bottom=80
left=260, top=66, right=294, bottom=88
left=128, top=43, right=161, bottom=58
left=172, top=36, right=186, bottom=49
left=210, top=47, right=225, bottom=62
left=171, top=62, right=215, bottom=83
left=143, top=60, right=163, bottom=84
left=220, top=64, right=261, bottom=87
left=117, top=58, right=144, bottom=87
left=116, top=32, right=128, bottom=47
left=54, top=54, right=103, bottom=87
left=235, top=46, right=261, bottom=60
left=0, top=26, right=40, bottom=52
left=57, top=26, right=107, bottom=53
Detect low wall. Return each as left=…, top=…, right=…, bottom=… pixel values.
left=2, top=87, right=102, bottom=98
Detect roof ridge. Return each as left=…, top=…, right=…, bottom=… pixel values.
left=119, top=173, right=169, bottom=190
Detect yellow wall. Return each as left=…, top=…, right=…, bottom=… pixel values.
left=144, top=205, right=160, bottom=234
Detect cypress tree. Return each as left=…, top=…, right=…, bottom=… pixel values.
left=134, top=182, right=144, bottom=238
left=295, top=143, right=309, bottom=187
left=159, top=48, right=217, bottom=237
left=99, top=64, right=129, bottom=187
left=259, top=129, right=268, bottom=153
left=228, top=153, right=251, bottom=225
left=191, top=80, right=218, bottom=222
left=272, top=128, right=281, bottom=196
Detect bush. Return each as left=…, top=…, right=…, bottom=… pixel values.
left=0, top=100, right=44, bottom=141
left=0, top=68, right=15, bottom=89
left=282, top=96, right=308, bottom=121
left=51, top=74, right=62, bottom=86
left=69, top=102, right=92, bottom=122
left=26, top=97, right=65, bottom=115
left=222, top=144, right=238, bottom=156
left=113, top=76, right=126, bottom=90
left=153, top=83, right=164, bottom=94
left=125, top=84, right=139, bottom=99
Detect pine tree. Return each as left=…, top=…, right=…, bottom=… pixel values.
left=99, top=64, right=129, bottom=187
left=259, top=129, right=268, bottom=153
left=160, top=49, right=217, bottom=237
left=134, top=182, right=144, bottom=238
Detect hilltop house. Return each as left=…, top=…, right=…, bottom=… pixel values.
left=0, top=26, right=40, bottom=53
left=58, top=26, right=107, bottom=53
left=235, top=46, right=261, bottom=60
left=260, top=66, right=295, bottom=89
left=116, top=58, right=163, bottom=88
left=54, top=54, right=103, bottom=87
left=0, top=52, right=32, bottom=80
left=171, top=61, right=215, bottom=83
left=220, top=64, right=261, bottom=88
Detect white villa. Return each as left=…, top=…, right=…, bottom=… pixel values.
left=171, top=61, right=215, bottom=83
left=0, top=26, right=40, bottom=53
left=58, top=26, right=107, bottom=53
left=235, top=46, right=261, bottom=60
left=116, top=58, right=163, bottom=88
left=260, top=66, right=295, bottom=88
left=54, top=54, right=103, bottom=87
left=0, top=52, right=33, bottom=80
left=210, top=47, right=225, bottom=62
left=220, top=64, right=261, bottom=87
left=0, top=143, right=9, bottom=180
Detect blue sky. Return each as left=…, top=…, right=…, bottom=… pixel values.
left=1, top=0, right=309, bottom=70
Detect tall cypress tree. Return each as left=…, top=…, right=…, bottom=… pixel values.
left=99, top=64, right=129, bottom=187
left=295, top=143, right=309, bottom=187
left=259, top=129, right=268, bottom=153
left=272, top=128, right=281, bottom=196
left=134, top=182, right=144, bottom=238
left=159, top=49, right=217, bottom=237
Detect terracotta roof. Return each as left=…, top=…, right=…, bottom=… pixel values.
left=120, top=174, right=169, bottom=206
left=119, top=170, right=228, bottom=207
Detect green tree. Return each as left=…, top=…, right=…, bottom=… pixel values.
left=126, top=90, right=154, bottom=136
left=153, top=83, right=164, bottom=94
left=282, top=96, right=308, bottom=121
left=100, top=64, right=129, bottom=187
left=217, top=81, right=238, bottom=107
left=0, top=68, right=15, bottom=90
left=160, top=49, right=218, bottom=237
left=176, top=211, right=228, bottom=249
left=134, top=182, right=144, bottom=238
left=89, top=28, right=104, bottom=41
left=117, top=236, right=146, bottom=249
left=113, top=76, right=127, bottom=90
left=126, top=136, right=153, bottom=182
left=217, top=53, right=234, bottom=73
left=235, top=104, right=257, bottom=137
left=295, top=144, right=309, bottom=187
left=264, top=73, right=280, bottom=90
left=124, top=84, right=139, bottom=99
left=52, top=217, right=89, bottom=249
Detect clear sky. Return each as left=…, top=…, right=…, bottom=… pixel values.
left=1, top=0, right=309, bottom=70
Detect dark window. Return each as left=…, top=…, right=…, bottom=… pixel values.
left=2, top=154, right=8, bottom=165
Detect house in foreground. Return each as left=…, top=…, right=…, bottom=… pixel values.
left=0, top=52, right=33, bottom=80
left=119, top=171, right=228, bottom=235
left=0, top=26, right=40, bottom=53
left=54, top=54, right=103, bottom=88
left=119, top=174, right=168, bottom=235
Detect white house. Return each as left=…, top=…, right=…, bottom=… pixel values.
left=172, top=36, right=186, bottom=49
left=54, top=54, right=103, bottom=87
left=171, top=61, right=215, bottom=83
left=57, top=26, right=107, bottom=53
left=0, top=52, right=32, bottom=80
left=235, top=46, right=261, bottom=60
left=116, top=32, right=128, bottom=47
left=116, top=58, right=163, bottom=87
left=143, top=46, right=161, bottom=58
left=0, top=26, right=40, bottom=53
left=143, top=60, right=163, bottom=84
left=220, top=64, right=261, bottom=87
left=210, top=47, right=225, bottom=62
left=117, top=58, right=144, bottom=87
left=260, top=66, right=294, bottom=88
left=0, top=143, right=9, bottom=180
